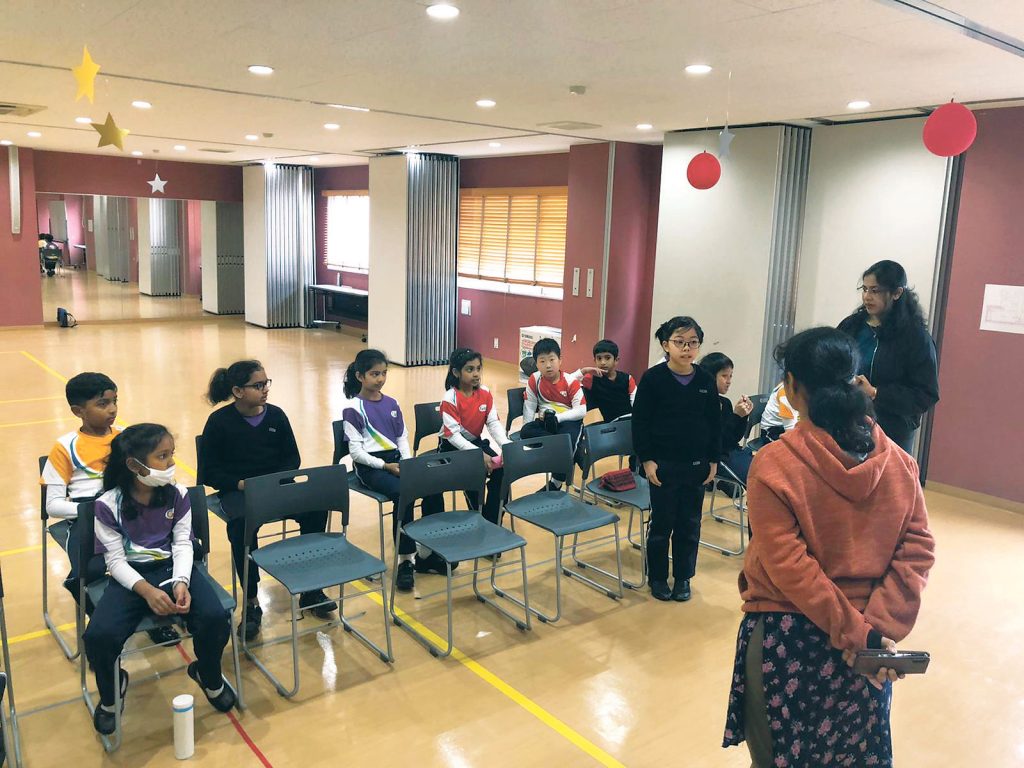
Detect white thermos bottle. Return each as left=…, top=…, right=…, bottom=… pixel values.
left=172, top=694, right=195, bottom=759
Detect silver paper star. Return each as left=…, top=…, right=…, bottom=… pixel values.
left=718, top=128, right=735, bottom=160
left=147, top=173, right=167, bottom=194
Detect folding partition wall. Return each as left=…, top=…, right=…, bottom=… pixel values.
left=200, top=201, right=245, bottom=315
left=138, top=198, right=182, bottom=296
left=91, top=195, right=131, bottom=282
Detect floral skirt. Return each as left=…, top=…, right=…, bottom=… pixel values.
left=722, top=612, right=893, bottom=767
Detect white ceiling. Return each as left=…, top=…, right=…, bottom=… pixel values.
left=1, top=0, right=1023, bottom=166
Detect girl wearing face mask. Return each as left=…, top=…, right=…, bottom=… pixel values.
left=84, top=424, right=235, bottom=736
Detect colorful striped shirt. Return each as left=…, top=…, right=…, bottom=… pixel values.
left=40, top=427, right=121, bottom=519
left=342, top=394, right=411, bottom=469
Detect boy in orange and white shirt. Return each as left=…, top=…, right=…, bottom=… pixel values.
left=520, top=338, right=586, bottom=490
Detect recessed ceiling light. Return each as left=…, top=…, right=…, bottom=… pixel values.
left=262, top=159, right=275, bottom=167
left=0, top=140, right=12, bottom=146
left=75, top=116, right=92, bottom=124
left=636, top=123, right=654, bottom=130
left=328, top=104, right=370, bottom=112
left=131, top=150, right=143, bottom=156
left=308, top=157, right=320, bottom=163
left=324, top=123, right=340, bottom=130
left=131, top=100, right=152, bottom=109
left=248, top=64, right=274, bottom=76
left=488, top=142, right=502, bottom=148
left=685, top=64, right=712, bottom=75
left=245, top=134, right=259, bottom=141
left=476, top=99, right=496, bottom=108
left=173, top=144, right=186, bottom=151
left=27, top=131, right=42, bottom=138
left=847, top=100, right=871, bottom=110
left=426, top=3, right=459, bottom=20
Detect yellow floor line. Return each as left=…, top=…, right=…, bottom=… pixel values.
left=353, top=581, right=626, bottom=768
left=0, top=417, right=74, bottom=429
left=0, top=396, right=63, bottom=405
left=8, top=621, right=76, bottom=646
left=0, top=544, right=42, bottom=557
left=19, top=351, right=69, bottom=384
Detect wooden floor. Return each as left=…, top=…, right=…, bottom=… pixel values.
left=3, top=271, right=1023, bottom=767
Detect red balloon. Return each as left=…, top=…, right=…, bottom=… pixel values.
left=687, top=151, right=721, bottom=190
left=923, top=102, right=977, bottom=157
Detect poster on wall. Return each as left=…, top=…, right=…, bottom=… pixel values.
left=979, top=284, right=1024, bottom=335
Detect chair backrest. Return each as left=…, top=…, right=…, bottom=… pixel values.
left=187, top=487, right=212, bottom=558
left=579, top=420, right=633, bottom=478
left=194, top=435, right=206, bottom=486
left=331, top=419, right=348, bottom=465
left=243, top=465, right=349, bottom=542
left=0, top=561, right=5, bottom=600
left=397, top=449, right=486, bottom=514
left=506, top=387, right=525, bottom=431
left=412, top=402, right=443, bottom=454
left=500, top=433, right=574, bottom=499
left=38, top=455, right=47, bottom=521
left=745, top=393, right=771, bottom=443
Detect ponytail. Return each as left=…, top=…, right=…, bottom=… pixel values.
left=774, top=328, right=875, bottom=455
left=445, top=347, right=482, bottom=390
left=344, top=349, right=388, bottom=398
left=206, top=360, right=263, bottom=405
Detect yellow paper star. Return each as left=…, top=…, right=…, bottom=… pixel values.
left=72, top=46, right=101, bottom=103
left=91, top=113, right=129, bottom=151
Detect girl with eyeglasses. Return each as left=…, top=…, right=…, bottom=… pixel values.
left=837, top=260, right=939, bottom=453
left=199, top=360, right=334, bottom=642
left=632, top=316, right=721, bottom=603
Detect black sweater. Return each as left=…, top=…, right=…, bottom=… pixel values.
left=199, top=403, right=301, bottom=493
left=584, top=370, right=634, bottom=422
left=632, top=362, right=722, bottom=465
left=837, top=311, right=940, bottom=442
left=718, top=395, right=748, bottom=458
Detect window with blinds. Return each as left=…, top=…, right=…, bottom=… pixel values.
left=324, top=192, right=370, bottom=271
left=458, top=187, right=568, bottom=287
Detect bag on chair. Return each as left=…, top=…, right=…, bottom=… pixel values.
left=599, top=468, right=637, bottom=492
left=56, top=307, right=77, bottom=328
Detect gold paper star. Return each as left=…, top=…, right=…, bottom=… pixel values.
left=72, top=46, right=101, bottom=103
left=91, top=113, right=128, bottom=151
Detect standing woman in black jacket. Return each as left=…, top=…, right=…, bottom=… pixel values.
left=199, top=360, right=335, bottom=641
left=837, top=260, right=939, bottom=453
left=633, top=317, right=721, bottom=603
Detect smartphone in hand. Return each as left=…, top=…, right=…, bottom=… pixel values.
left=852, top=650, right=930, bottom=676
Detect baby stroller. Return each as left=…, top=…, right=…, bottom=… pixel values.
left=38, top=234, right=61, bottom=277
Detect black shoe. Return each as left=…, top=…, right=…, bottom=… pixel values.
left=650, top=580, right=671, bottom=601
left=187, top=661, right=236, bottom=713
left=92, top=669, right=129, bottom=735
left=238, top=603, right=263, bottom=641
left=146, top=625, right=181, bottom=646
left=671, top=579, right=692, bottom=602
left=300, top=590, right=338, bottom=619
left=414, top=552, right=457, bottom=575
left=395, top=560, right=415, bottom=592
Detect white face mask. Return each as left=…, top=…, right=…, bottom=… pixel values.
left=135, top=464, right=176, bottom=487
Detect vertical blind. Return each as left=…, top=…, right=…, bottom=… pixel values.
left=324, top=192, right=370, bottom=271
left=458, top=187, right=568, bottom=287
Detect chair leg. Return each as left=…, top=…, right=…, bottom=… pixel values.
left=338, top=579, right=393, bottom=664
left=700, top=481, right=747, bottom=557
left=571, top=507, right=647, bottom=590
left=228, top=615, right=245, bottom=711
left=562, top=526, right=626, bottom=600
left=243, top=592, right=302, bottom=698
left=479, top=549, right=536, bottom=628
left=0, top=602, right=23, bottom=768
left=41, top=521, right=79, bottom=661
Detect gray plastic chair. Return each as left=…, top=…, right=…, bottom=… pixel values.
left=703, top=462, right=748, bottom=556
left=38, top=455, right=80, bottom=660
left=77, top=489, right=243, bottom=753
left=240, top=465, right=391, bottom=699
left=576, top=420, right=651, bottom=589
left=496, top=434, right=623, bottom=622
left=506, top=387, right=525, bottom=441
left=0, top=566, right=22, bottom=768
left=333, top=419, right=391, bottom=570
left=389, top=450, right=531, bottom=658
left=412, top=402, right=443, bottom=455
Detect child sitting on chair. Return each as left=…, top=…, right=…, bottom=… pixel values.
left=84, top=424, right=235, bottom=736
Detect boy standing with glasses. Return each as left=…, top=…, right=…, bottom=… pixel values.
left=632, top=317, right=721, bottom=603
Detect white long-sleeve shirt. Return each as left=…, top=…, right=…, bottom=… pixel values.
left=341, top=394, right=411, bottom=469
left=439, top=385, right=510, bottom=451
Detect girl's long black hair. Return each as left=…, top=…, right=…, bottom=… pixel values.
left=445, top=347, right=483, bottom=390
left=103, top=423, right=175, bottom=521
left=206, top=360, right=263, bottom=405
left=343, top=349, right=388, bottom=398
left=849, top=260, right=927, bottom=338
left=775, top=328, right=876, bottom=455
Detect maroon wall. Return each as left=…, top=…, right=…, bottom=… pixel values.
left=0, top=147, right=44, bottom=326
left=34, top=151, right=242, bottom=202
left=929, top=108, right=1024, bottom=504
left=180, top=200, right=203, bottom=295
left=460, top=153, right=570, bottom=189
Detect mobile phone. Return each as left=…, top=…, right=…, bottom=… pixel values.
left=852, top=650, right=930, bottom=676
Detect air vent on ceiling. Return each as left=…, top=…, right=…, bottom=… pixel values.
left=199, top=148, right=234, bottom=154
left=537, top=121, right=602, bottom=131
left=0, top=102, right=46, bottom=117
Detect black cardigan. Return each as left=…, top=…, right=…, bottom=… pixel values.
left=837, top=311, right=939, bottom=443
left=632, top=362, right=722, bottom=465
left=718, top=395, right=748, bottom=458
left=199, top=403, right=301, bottom=493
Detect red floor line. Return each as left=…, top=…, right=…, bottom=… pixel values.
left=174, top=644, right=274, bottom=767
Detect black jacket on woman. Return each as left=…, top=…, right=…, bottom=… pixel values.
left=837, top=310, right=939, bottom=446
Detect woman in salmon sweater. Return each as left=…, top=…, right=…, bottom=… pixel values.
left=722, top=327, right=935, bottom=768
